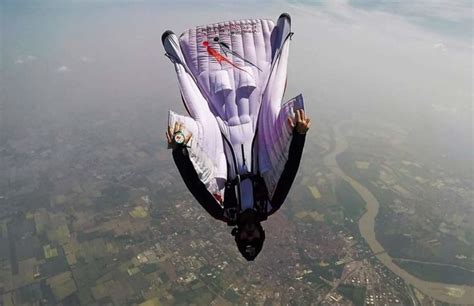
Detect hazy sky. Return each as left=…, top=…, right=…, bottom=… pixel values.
left=1, top=0, right=472, bottom=165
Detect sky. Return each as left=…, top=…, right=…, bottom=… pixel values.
left=1, top=0, right=472, bottom=168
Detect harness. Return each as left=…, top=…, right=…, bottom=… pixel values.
left=223, top=172, right=269, bottom=226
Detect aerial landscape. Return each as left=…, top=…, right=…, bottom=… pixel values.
left=1, top=0, right=472, bottom=305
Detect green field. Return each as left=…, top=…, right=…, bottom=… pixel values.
left=129, top=206, right=148, bottom=218
left=335, top=180, right=367, bottom=221
left=338, top=284, right=366, bottom=306
left=43, top=244, right=58, bottom=259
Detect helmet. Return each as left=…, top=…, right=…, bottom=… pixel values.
left=232, top=209, right=266, bottom=261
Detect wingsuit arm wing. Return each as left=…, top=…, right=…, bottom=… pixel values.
left=172, top=145, right=226, bottom=222
left=163, top=32, right=227, bottom=201
left=268, top=130, right=306, bottom=214
left=258, top=94, right=305, bottom=199
left=168, top=111, right=225, bottom=197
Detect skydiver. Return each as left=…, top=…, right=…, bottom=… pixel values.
left=166, top=109, right=310, bottom=261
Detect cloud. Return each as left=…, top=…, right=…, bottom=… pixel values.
left=290, top=0, right=470, bottom=51
left=434, top=42, right=447, bottom=52
left=431, top=103, right=458, bottom=114
left=57, top=65, right=71, bottom=73
left=14, top=55, right=37, bottom=64
left=285, top=0, right=471, bottom=122
left=80, top=56, right=93, bottom=63
left=378, top=0, right=473, bottom=23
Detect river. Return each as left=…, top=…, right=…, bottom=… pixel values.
left=323, top=121, right=474, bottom=305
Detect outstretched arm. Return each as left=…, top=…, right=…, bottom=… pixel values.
left=167, top=123, right=226, bottom=222
left=269, top=109, right=310, bottom=214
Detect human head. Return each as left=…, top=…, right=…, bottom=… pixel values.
left=232, top=209, right=265, bottom=261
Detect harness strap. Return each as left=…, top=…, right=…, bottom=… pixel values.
left=224, top=173, right=268, bottom=226
left=226, top=172, right=255, bottom=187
left=223, top=181, right=239, bottom=225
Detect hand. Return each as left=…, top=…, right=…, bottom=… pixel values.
left=288, top=109, right=311, bottom=134
left=166, top=122, right=192, bottom=150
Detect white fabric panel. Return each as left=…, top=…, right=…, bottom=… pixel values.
left=168, top=111, right=226, bottom=198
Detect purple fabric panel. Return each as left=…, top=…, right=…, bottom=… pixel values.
left=257, top=42, right=289, bottom=171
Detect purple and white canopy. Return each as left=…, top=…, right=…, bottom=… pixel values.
left=162, top=13, right=304, bottom=209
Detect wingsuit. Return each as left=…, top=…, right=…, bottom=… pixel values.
left=162, top=13, right=308, bottom=259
